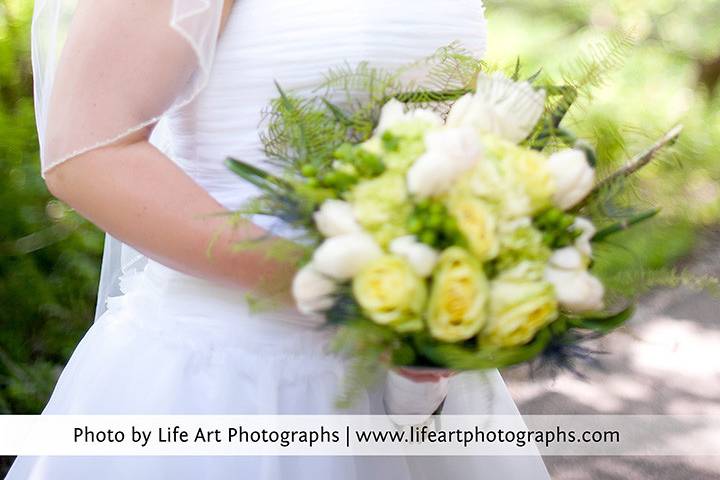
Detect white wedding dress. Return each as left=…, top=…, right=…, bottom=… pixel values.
left=8, top=0, right=549, bottom=478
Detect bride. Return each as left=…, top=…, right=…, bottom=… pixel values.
left=8, top=0, right=550, bottom=478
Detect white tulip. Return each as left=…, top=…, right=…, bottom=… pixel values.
left=313, top=200, right=362, bottom=237
left=425, top=126, right=484, bottom=168
left=445, top=92, right=474, bottom=128
left=406, top=127, right=484, bottom=199
left=545, top=267, right=605, bottom=313
left=447, top=72, right=546, bottom=144
left=547, top=149, right=595, bottom=210
left=375, top=99, right=442, bottom=135
left=545, top=247, right=604, bottom=313
left=549, top=247, right=585, bottom=270
left=407, top=108, right=444, bottom=128
left=312, top=232, right=383, bottom=280
left=292, top=264, right=338, bottom=314
left=571, top=217, right=596, bottom=257
left=389, top=236, right=440, bottom=277
left=406, top=151, right=451, bottom=199
left=375, top=99, right=406, bottom=134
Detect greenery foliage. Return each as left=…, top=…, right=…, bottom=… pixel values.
left=0, top=1, right=103, bottom=416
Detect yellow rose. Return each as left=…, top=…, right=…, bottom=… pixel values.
left=353, top=255, right=427, bottom=333
left=447, top=196, right=499, bottom=261
left=484, top=136, right=555, bottom=216
left=480, top=264, right=558, bottom=347
left=427, top=247, right=489, bottom=342
left=350, top=172, right=411, bottom=246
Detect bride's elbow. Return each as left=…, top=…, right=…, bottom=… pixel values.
left=42, top=150, right=98, bottom=205
left=44, top=161, right=77, bottom=203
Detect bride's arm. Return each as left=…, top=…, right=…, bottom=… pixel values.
left=43, top=0, right=300, bottom=302
left=45, top=135, right=300, bottom=301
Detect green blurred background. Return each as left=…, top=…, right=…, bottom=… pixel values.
left=0, top=0, right=105, bottom=421
left=0, top=0, right=718, bottom=438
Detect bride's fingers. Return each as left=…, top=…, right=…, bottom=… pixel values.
left=394, top=367, right=456, bottom=383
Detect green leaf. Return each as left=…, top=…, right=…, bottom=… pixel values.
left=592, top=209, right=661, bottom=242
left=511, top=57, right=521, bottom=81
left=274, top=81, right=309, bottom=159
left=393, top=88, right=472, bottom=104
left=526, top=67, right=543, bottom=84
left=526, top=85, right=579, bottom=150
left=225, top=157, right=290, bottom=191
left=551, top=86, right=578, bottom=128
left=567, top=305, right=635, bottom=333
left=412, top=329, right=553, bottom=371
left=321, top=99, right=353, bottom=127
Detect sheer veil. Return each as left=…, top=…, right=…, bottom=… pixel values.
left=31, top=0, right=225, bottom=318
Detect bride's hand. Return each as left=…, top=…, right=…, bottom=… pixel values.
left=393, top=366, right=456, bottom=383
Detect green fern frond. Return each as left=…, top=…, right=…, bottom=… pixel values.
left=394, top=43, right=485, bottom=112
left=527, top=31, right=634, bottom=152
left=329, top=318, right=400, bottom=408
left=260, top=88, right=346, bottom=172
left=558, top=30, right=635, bottom=102
left=577, top=124, right=683, bottom=214
left=419, top=42, right=485, bottom=92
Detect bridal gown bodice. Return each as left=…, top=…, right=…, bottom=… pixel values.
left=164, top=0, right=487, bottom=212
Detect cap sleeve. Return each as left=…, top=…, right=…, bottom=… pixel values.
left=31, top=0, right=224, bottom=175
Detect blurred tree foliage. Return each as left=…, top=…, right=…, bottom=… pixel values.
left=0, top=0, right=718, bottom=419
left=0, top=0, right=103, bottom=416
left=485, top=0, right=720, bottom=288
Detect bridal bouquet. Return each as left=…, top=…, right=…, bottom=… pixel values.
left=227, top=45, right=680, bottom=400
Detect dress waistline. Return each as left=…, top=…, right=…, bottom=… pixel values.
left=107, top=260, right=322, bottom=337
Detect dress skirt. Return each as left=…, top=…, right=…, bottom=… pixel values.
left=6, top=260, right=550, bottom=480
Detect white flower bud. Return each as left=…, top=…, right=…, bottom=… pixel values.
left=547, top=149, right=595, bottom=210
left=313, top=200, right=362, bottom=237
left=389, top=236, right=440, bottom=277
left=292, top=264, right=338, bottom=315
left=545, top=267, right=605, bottom=313
left=406, top=151, right=450, bottom=199
left=572, top=217, right=596, bottom=257
left=407, top=108, right=443, bottom=128
left=312, top=232, right=383, bottom=280
left=425, top=126, right=484, bottom=168
left=549, top=247, right=585, bottom=270
left=375, top=99, right=442, bottom=135
left=375, top=99, right=406, bottom=134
